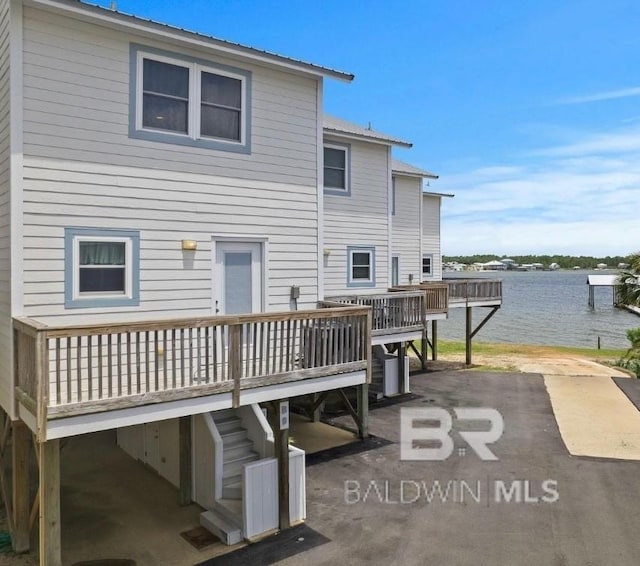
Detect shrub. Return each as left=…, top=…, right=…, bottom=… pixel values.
left=618, top=327, right=640, bottom=377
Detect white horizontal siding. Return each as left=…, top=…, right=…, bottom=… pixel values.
left=422, top=195, right=442, bottom=280
left=20, top=6, right=322, bottom=325
left=0, top=0, right=11, bottom=416
left=391, top=175, right=421, bottom=285
left=323, top=139, right=389, bottom=295
left=22, top=161, right=319, bottom=323
left=22, top=7, right=318, bottom=184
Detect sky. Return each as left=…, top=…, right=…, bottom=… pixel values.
left=93, top=0, right=640, bottom=257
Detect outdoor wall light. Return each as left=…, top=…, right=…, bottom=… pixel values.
left=323, top=248, right=331, bottom=256
left=182, top=239, right=197, bottom=251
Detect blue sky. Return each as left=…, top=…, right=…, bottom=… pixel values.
left=94, top=0, right=640, bottom=256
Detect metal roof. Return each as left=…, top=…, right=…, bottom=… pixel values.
left=39, top=0, right=354, bottom=81
left=587, top=274, right=619, bottom=286
left=392, top=158, right=438, bottom=179
left=423, top=190, right=454, bottom=198
left=323, top=115, right=412, bottom=147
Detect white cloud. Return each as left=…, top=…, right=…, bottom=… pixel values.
left=556, top=86, right=640, bottom=105
left=438, top=126, right=640, bottom=256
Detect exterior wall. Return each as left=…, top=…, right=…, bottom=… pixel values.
left=391, top=174, right=422, bottom=285
left=323, top=137, right=390, bottom=295
left=20, top=6, right=321, bottom=325
left=422, top=195, right=442, bottom=280
left=0, top=0, right=11, bottom=415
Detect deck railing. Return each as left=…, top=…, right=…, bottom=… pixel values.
left=322, top=290, right=431, bottom=336
left=442, top=278, right=502, bottom=304
left=389, top=284, right=449, bottom=313
left=13, top=306, right=371, bottom=429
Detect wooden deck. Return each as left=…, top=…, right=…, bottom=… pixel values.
left=14, top=306, right=371, bottom=439
left=416, top=279, right=502, bottom=307
left=322, top=287, right=447, bottom=339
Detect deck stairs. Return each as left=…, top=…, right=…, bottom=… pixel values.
left=199, top=408, right=260, bottom=545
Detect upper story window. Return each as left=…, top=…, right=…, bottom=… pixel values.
left=65, top=228, right=140, bottom=309
left=130, top=45, right=251, bottom=154
left=324, top=143, right=350, bottom=195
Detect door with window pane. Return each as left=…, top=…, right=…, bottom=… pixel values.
left=214, top=242, right=263, bottom=315
left=391, top=256, right=399, bottom=287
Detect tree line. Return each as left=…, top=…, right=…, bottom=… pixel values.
left=443, top=254, right=630, bottom=269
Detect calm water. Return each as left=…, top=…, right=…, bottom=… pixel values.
left=439, top=270, right=640, bottom=350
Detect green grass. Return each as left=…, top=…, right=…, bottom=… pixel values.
left=434, top=340, right=626, bottom=361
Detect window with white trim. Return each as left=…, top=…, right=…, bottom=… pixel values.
left=422, top=254, right=433, bottom=277
left=65, top=228, right=140, bottom=309
left=324, top=144, right=350, bottom=194
left=347, top=246, right=375, bottom=288
left=131, top=46, right=250, bottom=153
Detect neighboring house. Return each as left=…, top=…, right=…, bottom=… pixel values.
left=322, top=115, right=412, bottom=296
left=391, top=159, right=440, bottom=286
left=320, top=118, right=449, bottom=396
left=1, top=1, right=373, bottom=563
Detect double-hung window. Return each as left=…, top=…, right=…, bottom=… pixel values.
left=65, top=228, right=140, bottom=309
left=422, top=254, right=433, bottom=278
left=347, top=246, right=375, bottom=288
left=324, top=143, right=350, bottom=195
left=131, top=46, right=251, bottom=153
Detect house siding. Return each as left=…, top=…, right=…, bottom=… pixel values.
left=323, top=138, right=389, bottom=295
left=0, top=0, right=11, bottom=415
left=391, top=175, right=422, bottom=285
left=20, top=6, right=320, bottom=324
left=422, top=195, right=442, bottom=280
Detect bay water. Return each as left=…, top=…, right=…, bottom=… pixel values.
left=439, top=270, right=639, bottom=350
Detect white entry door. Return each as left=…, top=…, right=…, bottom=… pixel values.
left=214, top=241, right=263, bottom=315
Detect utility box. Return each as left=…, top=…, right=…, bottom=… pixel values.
left=383, top=355, right=410, bottom=396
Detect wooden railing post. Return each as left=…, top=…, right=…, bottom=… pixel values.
left=364, top=309, right=372, bottom=385
left=35, top=330, right=48, bottom=442
left=229, top=325, right=242, bottom=408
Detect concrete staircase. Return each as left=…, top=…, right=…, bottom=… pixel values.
left=199, top=408, right=260, bottom=545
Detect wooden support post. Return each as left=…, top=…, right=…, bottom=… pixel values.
left=267, top=401, right=290, bottom=531
left=465, top=307, right=472, bottom=365
left=12, top=421, right=30, bottom=553
left=178, top=416, right=192, bottom=506
left=431, top=320, right=438, bottom=361
left=311, top=393, right=322, bottom=422
left=356, top=384, right=369, bottom=439
left=421, top=327, right=428, bottom=370
left=39, top=439, right=61, bottom=566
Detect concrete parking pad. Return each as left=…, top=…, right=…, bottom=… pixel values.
left=286, top=371, right=640, bottom=566
left=545, top=374, right=640, bottom=459
left=515, top=357, right=640, bottom=460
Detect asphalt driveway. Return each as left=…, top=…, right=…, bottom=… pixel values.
left=285, top=371, right=640, bottom=566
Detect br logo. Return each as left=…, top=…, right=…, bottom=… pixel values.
left=400, top=407, right=504, bottom=461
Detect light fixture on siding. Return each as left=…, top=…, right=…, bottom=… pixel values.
left=182, top=239, right=197, bottom=251
left=323, top=248, right=331, bottom=256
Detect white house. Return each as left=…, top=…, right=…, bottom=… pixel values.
left=0, top=1, right=476, bottom=562
left=1, top=1, right=375, bottom=562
